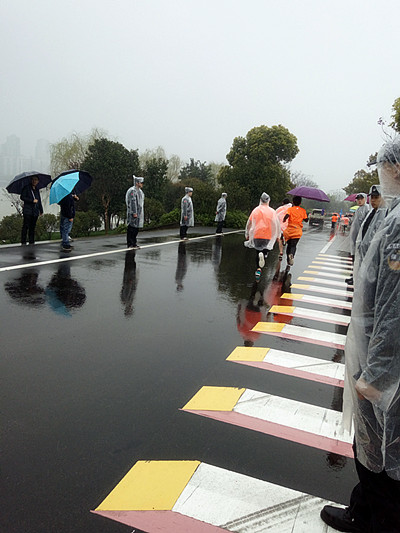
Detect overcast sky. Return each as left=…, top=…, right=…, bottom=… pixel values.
left=1, top=0, right=399, bottom=191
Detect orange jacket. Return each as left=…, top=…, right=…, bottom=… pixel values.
left=283, top=206, right=308, bottom=240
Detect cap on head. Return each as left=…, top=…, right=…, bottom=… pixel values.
left=134, top=176, right=144, bottom=184
left=222, top=192, right=227, bottom=197
left=368, top=184, right=382, bottom=197
left=260, top=192, right=270, bottom=203
left=185, top=187, right=193, bottom=193
left=355, top=192, right=367, bottom=200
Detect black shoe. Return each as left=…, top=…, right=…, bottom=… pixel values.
left=320, top=505, right=363, bottom=532
left=345, top=277, right=354, bottom=285
left=62, top=245, right=72, bottom=252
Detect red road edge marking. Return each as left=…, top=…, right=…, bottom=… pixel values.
left=182, top=410, right=353, bottom=458
left=230, top=360, right=344, bottom=388
left=92, top=510, right=227, bottom=532
left=257, top=331, right=345, bottom=350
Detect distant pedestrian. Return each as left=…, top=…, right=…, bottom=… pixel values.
left=20, top=175, right=43, bottom=245
left=59, top=192, right=79, bottom=252
left=340, top=215, right=349, bottom=234
left=283, top=196, right=308, bottom=266
left=331, top=212, right=339, bottom=230
left=275, top=198, right=292, bottom=260
left=126, top=176, right=144, bottom=249
left=215, top=192, right=227, bottom=234
left=180, top=187, right=194, bottom=240
left=244, top=192, right=280, bottom=282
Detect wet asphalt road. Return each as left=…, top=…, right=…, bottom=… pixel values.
left=0, top=225, right=356, bottom=533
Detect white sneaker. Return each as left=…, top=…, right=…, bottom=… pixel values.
left=258, top=252, right=265, bottom=268
left=288, top=254, right=294, bottom=266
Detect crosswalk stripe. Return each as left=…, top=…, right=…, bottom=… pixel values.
left=304, top=269, right=350, bottom=280
left=252, top=322, right=346, bottom=349
left=318, top=254, right=352, bottom=262
left=182, top=387, right=353, bottom=457
left=281, top=292, right=352, bottom=310
left=269, top=304, right=350, bottom=325
left=297, top=276, right=353, bottom=289
left=312, top=260, right=352, bottom=269
left=291, top=283, right=353, bottom=298
left=227, top=346, right=345, bottom=386
left=93, top=461, right=345, bottom=532
left=309, top=264, right=352, bottom=274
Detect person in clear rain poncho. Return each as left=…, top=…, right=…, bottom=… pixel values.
left=126, top=176, right=144, bottom=249
left=346, top=192, right=371, bottom=285
left=321, top=136, right=400, bottom=533
left=215, top=192, right=227, bottom=234
left=244, top=192, right=280, bottom=282
left=180, top=187, right=194, bottom=240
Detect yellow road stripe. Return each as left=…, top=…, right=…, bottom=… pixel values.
left=269, top=305, right=295, bottom=313
left=252, top=322, right=286, bottom=333
left=96, top=460, right=200, bottom=511
left=182, top=386, right=245, bottom=411
left=281, top=292, right=303, bottom=300
left=291, top=283, right=310, bottom=290
left=227, top=346, right=270, bottom=362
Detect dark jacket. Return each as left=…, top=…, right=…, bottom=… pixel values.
left=59, top=194, right=76, bottom=219
left=20, top=185, right=43, bottom=217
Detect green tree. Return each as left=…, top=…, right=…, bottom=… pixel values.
left=82, top=138, right=140, bottom=233
left=0, top=214, right=22, bottom=243
left=390, top=97, right=400, bottom=132
left=343, top=167, right=378, bottom=196
left=36, top=214, right=58, bottom=240
left=142, top=156, right=169, bottom=203
left=219, top=124, right=299, bottom=211
left=50, top=128, right=107, bottom=176
left=179, top=158, right=213, bottom=183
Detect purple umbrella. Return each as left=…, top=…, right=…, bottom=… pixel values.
left=287, top=186, right=330, bottom=202
left=344, top=193, right=370, bottom=203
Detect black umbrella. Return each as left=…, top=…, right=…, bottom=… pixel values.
left=52, top=169, right=92, bottom=196
left=6, top=171, right=52, bottom=194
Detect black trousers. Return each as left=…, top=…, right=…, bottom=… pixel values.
left=350, top=444, right=400, bottom=532
left=180, top=225, right=188, bottom=239
left=127, top=225, right=139, bottom=247
left=286, top=238, right=299, bottom=259
left=216, top=220, right=224, bottom=233
left=21, top=214, right=38, bottom=244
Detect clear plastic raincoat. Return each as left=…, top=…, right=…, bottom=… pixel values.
left=343, top=142, right=400, bottom=480
left=349, top=198, right=371, bottom=256
left=244, top=194, right=280, bottom=251
left=275, top=203, right=292, bottom=232
left=126, top=183, right=144, bottom=228
left=180, top=191, right=194, bottom=227
left=353, top=206, right=386, bottom=281
left=215, top=194, right=227, bottom=222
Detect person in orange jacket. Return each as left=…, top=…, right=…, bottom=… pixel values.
left=283, top=196, right=308, bottom=266
left=331, top=212, right=339, bottom=230
left=244, top=192, right=281, bottom=281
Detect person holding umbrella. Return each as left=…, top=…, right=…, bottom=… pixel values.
left=20, top=175, right=44, bottom=245
left=283, top=196, right=308, bottom=266
left=59, top=191, right=79, bottom=252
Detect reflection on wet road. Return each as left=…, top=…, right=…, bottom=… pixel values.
left=1, top=227, right=356, bottom=532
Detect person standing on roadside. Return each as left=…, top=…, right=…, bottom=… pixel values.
left=59, top=191, right=79, bottom=252
left=320, top=136, right=400, bottom=533
left=282, top=196, right=308, bottom=266
left=215, top=192, right=227, bottom=234
left=126, top=176, right=144, bottom=250
left=20, top=176, right=43, bottom=245
left=346, top=192, right=371, bottom=284
left=180, top=187, right=194, bottom=240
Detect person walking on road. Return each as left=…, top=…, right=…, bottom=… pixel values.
left=331, top=212, right=339, bottom=231
left=320, top=136, right=400, bottom=533
left=275, top=198, right=292, bottom=260
left=244, top=192, right=280, bottom=282
left=346, top=192, right=371, bottom=285
left=215, top=192, right=227, bottom=234
left=180, top=187, right=194, bottom=240
left=126, top=176, right=144, bottom=249
left=20, top=176, right=43, bottom=245
left=59, top=192, right=78, bottom=252
left=282, top=196, right=308, bottom=267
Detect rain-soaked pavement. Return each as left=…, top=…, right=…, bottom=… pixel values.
left=1, top=225, right=355, bottom=532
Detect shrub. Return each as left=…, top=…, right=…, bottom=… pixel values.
left=0, top=214, right=22, bottom=243
left=225, top=210, right=247, bottom=229
left=36, top=214, right=58, bottom=240
left=71, top=210, right=102, bottom=237
left=144, top=197, right=165, bottom=224
left=159, top=208, right=180, bottom=226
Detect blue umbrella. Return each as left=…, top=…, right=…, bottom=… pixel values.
left=50, top=169, right=93, bottom=204
left=6, top=171, right=52, bottom=194
left=49, top=171, right=80, bottom=204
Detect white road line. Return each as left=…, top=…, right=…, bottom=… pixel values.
left=0, top=230, right=242, bottom=273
